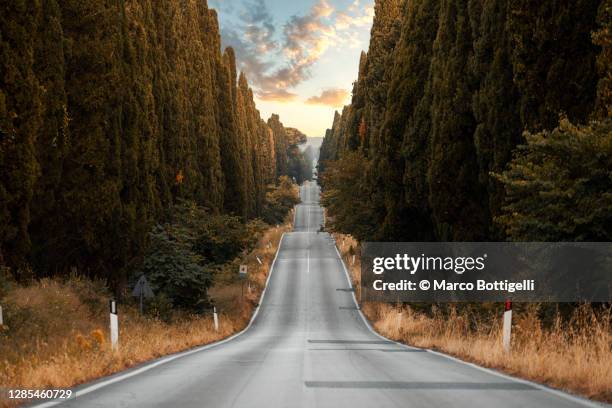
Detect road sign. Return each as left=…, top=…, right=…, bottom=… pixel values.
left=239, top=265, right=247, bottom=279
left=132, top=275, right=155, bottom=298
left=132, top=275, right=154, bottom=314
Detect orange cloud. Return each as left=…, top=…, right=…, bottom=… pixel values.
left=306, top=88, right=350, bottom=107
left=257, top=89, right=299, bottom=102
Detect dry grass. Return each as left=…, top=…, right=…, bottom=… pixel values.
left=0, top=221, right=291, bottom=407
left=334, top=232, right=612, bottom=403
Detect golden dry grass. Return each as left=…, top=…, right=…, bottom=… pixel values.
left=0, top=221, right=291, bottom=407
left=334, top=232, right=612, bottom=403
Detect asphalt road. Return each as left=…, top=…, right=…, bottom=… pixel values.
left=38, top=181, right=605, bottom=408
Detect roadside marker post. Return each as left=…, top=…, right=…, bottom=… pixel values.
left=109, top=300, right=119, bottom=351
left=0, top=305, right=3, bottom=326
left=256, top=256, right=262, bottom=265
left=213, top=307, right=219, bottom=332
left=351, top=255, right=355, bottom=266
left=502, top=300, right=512, bottom=352
left=239, top=265, right=248, bottom=299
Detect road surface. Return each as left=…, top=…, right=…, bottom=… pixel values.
left=39, top=181, right=605, bottom=408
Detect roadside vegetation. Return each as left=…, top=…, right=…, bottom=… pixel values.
left=0, top=2, right=312, bottom=402
left=335, top=233, right=612, bottom=403
left=320, top=1, right=611, bottom=402
left=0, top=180, right=298, bottom=407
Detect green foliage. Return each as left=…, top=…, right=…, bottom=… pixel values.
left=268, top=114, right=290, bottom=178
left=320, top=152, right=384, bottom=241
left=138, top=199, right=268, bottom=311
left=593, top=0, right=612, bottom=119
left=507, top=0, right=601, bottom=130
left=193, top=215, right=250, bottom=265
left=139, top=224, right=210, bottom=311
left=320, top=0, right=605, bottom=243
left=147, top=293, right=175, bottom=322
left=494, top=118, right=612, bottom=241
left=0, top=1, right=297, bottom=284
left=287, top=145, right=313, bottom=184
left=262, top=176, right=300, bottom=225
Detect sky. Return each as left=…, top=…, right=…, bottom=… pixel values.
left=208, top=0, right=375, bottom=137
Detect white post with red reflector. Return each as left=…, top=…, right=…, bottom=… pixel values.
left=109, top=300, right=119, bottom=351
left=502, top=300, right=512, bottom=352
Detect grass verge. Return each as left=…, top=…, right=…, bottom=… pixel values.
left=0, top=222, right=291, bottom=407
left=334, top=232, right=612, bottom=403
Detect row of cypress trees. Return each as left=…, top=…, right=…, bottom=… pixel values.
left=319, top=0, right=611, bottom=242
left=0, top=0, right=296, bottom=280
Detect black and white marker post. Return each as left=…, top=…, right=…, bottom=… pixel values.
left=239, top=265, right=247, bottom=299
left=0, top=304, right=3, bottom=326
left=502, top=300, right=512, bottom=352
left=109, top=300, right=119, bottom=351
left=213, top=306, right=219, bottom=332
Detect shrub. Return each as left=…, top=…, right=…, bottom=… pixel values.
left=262, top=176, right=299, bottom=225
left=494, top=118, right=612, bottom=241
left=139, top=224, right=211, bottom=311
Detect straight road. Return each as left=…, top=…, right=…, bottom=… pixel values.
left=40, top=181, right=605, bottom=408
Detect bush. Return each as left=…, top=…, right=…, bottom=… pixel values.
left=494, top=118, right=612, bottom=241
left=139, top=225, right=211, bottom=311
left=262, top=176, right=299, bottom=225
left=136, top=200, right=271, bottom=311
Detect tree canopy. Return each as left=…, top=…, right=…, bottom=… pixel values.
left=319, top=0, right=609, bottom=243
left=0, top=1, right=304, bottom=282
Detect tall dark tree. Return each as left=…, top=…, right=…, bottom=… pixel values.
left=0, top=0, right=296, bottom=283
left=320, top=0, right=605, bottom=243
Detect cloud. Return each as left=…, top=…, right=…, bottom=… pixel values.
left=335, top=3, right=374, bottom=30
left=257, top=89, right=299, bottom=102
left=216, top=0, right=373, bottom=103
left=216, top=0, right=278, bottom=86
left=208, top=0, right=235, bottom=14
left=254, top=0, right=337, bottom=92
left=306, top=88, right=349, bottom=107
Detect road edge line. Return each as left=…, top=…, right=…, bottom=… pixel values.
left=333, top=244, right=607, bottom=408
left=33, top=233, right=288, bottom=408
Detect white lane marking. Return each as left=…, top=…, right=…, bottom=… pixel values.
left=307, top=242, right=311, bottom=276
left=34, top=234, right=288, bottom=408
left=333, top=245, right=606, bottom=408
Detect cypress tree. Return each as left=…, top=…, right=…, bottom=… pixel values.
left=508, top=0, right=601, bottom=130
left=217, top=48, right=247, bottom=218
left=0, top=0, right=288, bottom=282
left=0, top=0, right=43, bottom=273
left=428, top=0, right=487, bottom=240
